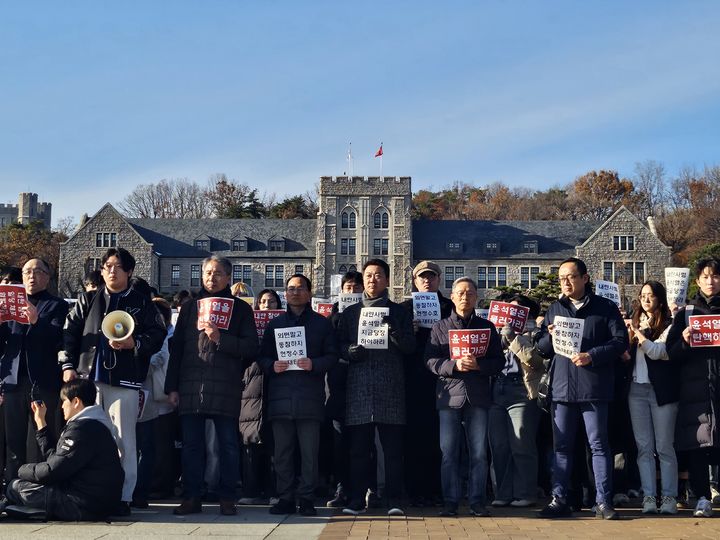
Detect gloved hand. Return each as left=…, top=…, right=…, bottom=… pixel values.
left=347, top=344, right=368, bottom=362
left=381, top=315, right=394, bottom=331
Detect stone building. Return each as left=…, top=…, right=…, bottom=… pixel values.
left=58, top=176, right=672, bottom=305
left=0, top=192, right=52, bottom=228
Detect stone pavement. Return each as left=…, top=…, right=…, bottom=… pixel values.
left=3, top=502, right=720, bottom=539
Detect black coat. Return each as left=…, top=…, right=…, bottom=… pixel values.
left=258, top=306, right=338, bottom=422
left=667, top=294, right=720, bottom=451
left=165, top=286, right=258, bottom=417
left=239, top=361, right=265, bottom=445
left=536, top=292, right=628, bottom=402
left=18, top=405, right=124, bottom=518
left=425, top=310, right=505, bottom=409
left=61, top=286, right=166, bottom=389
left=0, top=290, right=68, bottom=393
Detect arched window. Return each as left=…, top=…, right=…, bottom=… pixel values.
left=373, top=210, right=389, bottom=229
left=349, top=265, right=357, bottom=272
left=382, top=212, right=389, bottom=229
left=373, top=212, right=381, bottom=229
left=339, top=265, right=348, bottom=273
left=341, top=212, right=349, bottom=228
left=349, top=212, right=356, bottom=228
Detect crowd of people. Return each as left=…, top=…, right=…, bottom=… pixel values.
left=1, top=248, right=720, bottom=522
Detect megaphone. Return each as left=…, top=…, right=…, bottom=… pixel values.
left=101, top=310, right=135, bottom=341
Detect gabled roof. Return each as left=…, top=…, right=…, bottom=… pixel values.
left=577, top=205, right=670, bottom=249
left=62, top=203, right=152, bottom=247
left=128, top=218, right=317, bottom=258
left=412, top=219, right=600, bottom=261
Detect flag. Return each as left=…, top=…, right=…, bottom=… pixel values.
left=374, top=144, right=383, bottom=158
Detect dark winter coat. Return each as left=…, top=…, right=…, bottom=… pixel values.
left=239, top=361, right=265, bottom=444
left=61, top=286, right=166, bottom=389
left=324, top=302, right=348, bottom=421
left=258, top=305, right=338, bottom=422
left=667, top=294, right=720, bottom=451
left=536, top=291, right=628, bottom=402
left=337, top=293, right=415, bottom=426
left=425, top=310, right=505, bottom=409
left=165, top=286, right=258, bottom=417
left=0, top=290, right=68, bottom=393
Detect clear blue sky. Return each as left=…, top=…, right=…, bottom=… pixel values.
left=1, top=1, right=719, bottom=225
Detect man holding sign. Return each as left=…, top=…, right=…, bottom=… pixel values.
left=536, top=257, right=627, bottom=520
left=258, top=274, right=338, bottom=517
left=425, top=277, right=504, bottom=517
left=667, top=256, right=720, bottom=518
left=165, top=255, right=258, bottom=517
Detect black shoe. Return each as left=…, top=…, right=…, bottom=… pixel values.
left=298, top=498, right=317, bottom=516
left=595, top=502, right=619, bottom=520
left=469, top=503, right=489, bottom=516
left=269, top=498, right=297, bottom=515
left=538, top=497, right=572, bottom=519
left=326, top=486, right=347, bottom=508
left=112, top=502, right=132, bottom=517
left=439, top=505, right=458, bottom=517
left=366, top=490, right=381, bottom=508
left=342, top=500, right=367, bottom=516
left=130, top=497, right=149, bottom=509
left=173, top=498, right=202, bottom=515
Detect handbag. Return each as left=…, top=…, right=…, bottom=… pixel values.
left=536, top=358, right=552, bottom=413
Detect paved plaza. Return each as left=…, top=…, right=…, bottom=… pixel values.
left=3, top=501, right=720, bottom=539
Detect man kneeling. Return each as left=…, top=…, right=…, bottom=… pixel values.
left=4, top=379, right=124, bottom=520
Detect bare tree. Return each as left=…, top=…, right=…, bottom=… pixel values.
left=633, top=160, right=667, bottom=219
left=118, top=178, right=211, bottom=218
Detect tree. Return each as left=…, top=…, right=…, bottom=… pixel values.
left=118, top=178, right=211, bottom=218
left=633, top=160, right=668, bottom=220
left=268, top=195, right=316, bottom=219
left=206, top=174, right=267, bottom=218
left=568, top=170, right=643, bottom=221
left=0, top=222, right=66, bottom=291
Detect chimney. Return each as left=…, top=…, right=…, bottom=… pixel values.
left=647, top=216, right=658, bottom=237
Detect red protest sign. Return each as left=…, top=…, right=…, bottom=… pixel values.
left=197, top=297, right=235, bottom=331
left=448, top=328, right=492, bottom=359
left=689, top=315, right=720, bottom=347
left=487, top=301, right=529, bottom=332
left=0, top=284, right=30, bottom=325
left=253, top=309, right=284, bottom=339
left=315, top=303, right=333, bottom=318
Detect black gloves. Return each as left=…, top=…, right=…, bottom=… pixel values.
left=347, top=344, right=368, bottom=362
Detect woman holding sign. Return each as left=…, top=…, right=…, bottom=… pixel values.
left=667, top=256, right=720, bottom=518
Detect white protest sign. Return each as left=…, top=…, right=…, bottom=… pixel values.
left=595, top=280, right=621, bottom=307
left=412, top=292, right=441, bottom=328
left=552, top=316, right=584, bottom=359
left=475, top=308, right=489, bottom=319
left=274, top=326, right=307, bottom=370
left=338, top=293, right=362, bottom=313
left=358, top=307, right=389, bottom=349
left=665, top=267, right=690, bottom=307
left=277, top=291, right=287, bottom=309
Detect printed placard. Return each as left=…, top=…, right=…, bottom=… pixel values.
left=0, top=284, right=30, bottom=325
left=552, top=315, right=584, bottom=358
left=277, top=291, right=287, bottom=310
left=197, top=297, right=235, bottom=331
left=358, top=307, right=389, bottom=349
left=338, top=293, right=362, bottom=313
left=475, top=308, right=489, bottom=319
left=448, top=329, right=492, bottom=359
left=311, top=297, right=333, bottom=318
left=595, top=280, right=621, bottom=307
left=689, top=315, right=720, bottom=347
left=253, top=309, right=284, bottom=340
left=665, top=267, right=690, bottom=306
left=487, top=301, right=530, bottom=332
left=412, top=292, right=441, bottom=328
left=274, top=326, right=307, bottom=370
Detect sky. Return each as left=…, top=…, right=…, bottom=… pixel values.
left=1, top=1, right=719, bottom=226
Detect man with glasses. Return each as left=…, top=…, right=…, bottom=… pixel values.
left=61, top=247, right=166, bottom=515
left=536, top=257, right=628, bottom=520
left=258, top=274, right=338, bottom=516
left=0, top=258, right=69, bottom=482
left=165, top=255, right=258, bottom=516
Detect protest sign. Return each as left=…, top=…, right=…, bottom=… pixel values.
left=311, top=297, right=333, bottom=318
left=197, top=297, right=235, bottom=330
left=338, top=293, right=362, bottom=313
left=487, top=300, right=529, bottom=332
left=689, top=315, right=720, bottom=347
left=358, top=307, right=389, bottom=349
left=665, top=267, right=690, bottom=307
left=448, top=329, right=491, bottom=360
left=253, top=309, right=284, bottom=340
left=412, top=292, right=441, bottom=328
left=552, top=316, right=584, bottom=358
left=274, top=326, right=307, bottom=370
left=595, top=280, right=621, bottom=307
left=0, top=284, right=29, bottom=324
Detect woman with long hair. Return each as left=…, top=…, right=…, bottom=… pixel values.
left=627, top=280, right=678, bottom=515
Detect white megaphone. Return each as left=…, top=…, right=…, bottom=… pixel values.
left=101, top=310, right=135, bottom=341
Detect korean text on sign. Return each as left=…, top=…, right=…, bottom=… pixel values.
left=412, top=292, right=441, bottom=329
left=338, top=293, right=362, bottom=313
left=311, top=298, right=333, bottom=318
left=358, top=307, right=389, bottom=350
left=487, top=301, right=529, bottom=332
left=552, top=315, right=584, bottom=359
left=448, top=329, right=491, bottom=360
left=196, top=297, right=235, bottom=331
left=0, top=284, right=30, bottom=325
left=594, top=280, right=621, bottom=307
left=274, top=326, right=307, bottom=370
left=253, top=309, right=284, bottom=340
left=665, top=267, right=690, bottom=306
left=689, top=315, right=720, bottom=347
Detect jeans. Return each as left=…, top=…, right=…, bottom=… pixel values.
left=551, top=401, right=612, bottom=505
left=438, top=405, right=489, bottom=506
left=489, top=376, right=541, bottom=501
left=627, top=382, right=678, bottom=497
left=180, top=414, right=239, bottom=500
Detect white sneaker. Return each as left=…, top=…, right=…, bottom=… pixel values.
left=641, top=496, right=657, bottom=514
left=694, top=496, right=713, bottom=517
left=387, top=506, right=404, bottom=516
left=659, top=496, right=678, bottom=515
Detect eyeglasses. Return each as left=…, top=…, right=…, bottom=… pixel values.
left=22, top=269, right=48, bottom=277
left=103, top=264, right=125, bottom=273
left=286, top=286, right=307, bottom=293
left=558, top=274, right=580, bottom=282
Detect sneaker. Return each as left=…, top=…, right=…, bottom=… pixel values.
left=298, top=498, right=317, bottom=516
left=538, top=497, right=572, bottom=519
left=641, top=496, right=657, bottom=514
left=595, top=502, right=619, bottom=520
left=612, top=493, right=630, bottom=507
left=387, top=506, right=404, bottom=516
left=342, top=500, right=366, bottom=516
left=491, top=499, right=511, bottom=507
left=269, top=498, right=296, bottom=515
left=659, top=496, right=678, bottom=515
left=219, top=500, right=237, bottom=516
left=173, top=498, right=202, bottom=515
left=326, top=485, right=347, bottom=508
left=238, top=497, right=267, bottom=505
left=510, top=499, right=536, bottom=507
left=469, top=503, right=489, bottom=516
left=693, top=496, right=713, bottom=518
left=712, top=486, right=720, bottom=505
left=438, top=505, right=458, bottom=517
left=269, top=496, right=280, bottom=505
left=366, top=490, right=381, bottom=508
